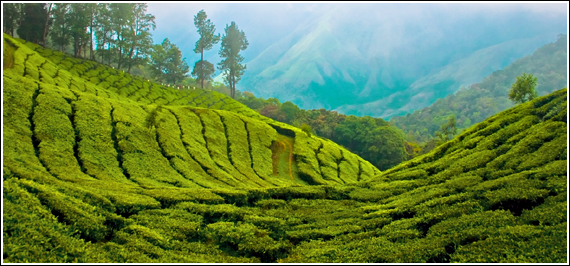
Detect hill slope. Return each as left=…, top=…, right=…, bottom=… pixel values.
left=2, top=33, right=380, bottom=194
left=390, top=34, right=567, bottom=142
left=4, top=29, right=567, bottom=262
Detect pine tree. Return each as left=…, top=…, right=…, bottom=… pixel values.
left=193, top=10, right=220, bottom=89
left=218, top=21, right=248, bottom=99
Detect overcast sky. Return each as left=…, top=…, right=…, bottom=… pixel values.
left=146, top=2, right=568, bottom=70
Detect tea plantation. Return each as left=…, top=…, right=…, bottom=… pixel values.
left=2, top=33, right=567, bottom=262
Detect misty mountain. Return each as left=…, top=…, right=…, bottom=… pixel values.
left=223, top=4, right=566, bottom=118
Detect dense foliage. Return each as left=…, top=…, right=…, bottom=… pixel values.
left=3, top=26, right=568, bottom=264
left=218, top=21, right=248, bottom=99
left=149, top=38, right=189, bottom=85
left=390, top=35, right=567, bottom=143
left=3, top=11, right=567, bottom=263
left=508, top=72, right=538, bottom=104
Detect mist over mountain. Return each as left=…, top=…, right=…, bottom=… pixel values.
left=148, top=3, right=567, bottom=118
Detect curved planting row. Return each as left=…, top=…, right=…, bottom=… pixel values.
left=7, top=34, right=380, bottom=186
left=3, top=34, right=567, bottom=263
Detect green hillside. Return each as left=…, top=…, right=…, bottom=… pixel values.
left=3, top=33, right=379, bottom=190
left=3, top=32, right=568, bottom=263
left=391, top=34, right=567, bottom=143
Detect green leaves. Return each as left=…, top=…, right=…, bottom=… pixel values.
left=218, top=21, right=248, bottom=99
left=149, top=38, right=189, bottom=84
left=508, top=73, right=538, bottom=104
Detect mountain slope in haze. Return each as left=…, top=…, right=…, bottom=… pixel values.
left=4, top=31, right=567, bottom=262
left=390, top=34, right=567, bottom=143
left=234, top=4, right=566, bottom=117
left=337, top=33, right=564, bottom=118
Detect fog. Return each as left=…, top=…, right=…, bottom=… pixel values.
left=147, top=2, right=567, bottom=69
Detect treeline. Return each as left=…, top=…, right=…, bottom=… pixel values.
left=390, top=34, right=567, bottom=143
left=3, top=3, right=249, bottom=97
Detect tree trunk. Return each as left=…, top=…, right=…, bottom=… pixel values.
left=89, top=7, right=94, bottom=60
left=74, top=33, right=78, bottom=57
left=117, top=33, right=123, bottom=69
left=200, top=49, right=204, bottom=89
left=18, top=4, right=24, bottom=29
left=126, top=31, right=136, bottom=73
left=41, top=4, right=53, bottom=47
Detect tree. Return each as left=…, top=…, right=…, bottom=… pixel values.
left=68, top=3, right=90, bottom=58
left=41, top=3, right=53, bottom=47
left=3, top=3, right=22, bottom=36
left=193, top=10, right=220, bottom=89
left=363, top=126, right=408, bottom=171
left=17, top=4, right=49, bottom=44
left=124, top=3, right=155, bottom=73
left=218, top=21, right=248, bottom=99
left=85, top=3, right=97, bottom=60
left=435, top=115, right=457, bottom=145
left=94, top=3, right=113, bottom=64
left=50, top=3, right=71, bottom=52
left=149, top=38, right=189, bottom=84
left=191, top=60, right=215, bottom=87
left=508, top=73, right=538, bottom=104
left=109, top=3, right=132, bottom=68
left=281, top=101, right=301, bottom=123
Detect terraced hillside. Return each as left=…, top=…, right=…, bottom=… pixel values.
left=3, top=33, right=380, bottom=192
left=3, top=32, right=567, bottom=263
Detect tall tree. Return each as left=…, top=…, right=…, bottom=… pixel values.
left=49, top=3, right=71, bottom=52
left=149, top=38, right=189, bottom=84
left=508, top=73, right=538, bottom=104
left=85, top=3, right=98, bottom=60
left=68, top=3, right=90, bottom=58
left=193, top=10, right=220, bottom=89
left=218, top=21, right=248, bottom=99
left=3, top=3, right=22, bottom=36
left=41, top=3, right=53, bottom=47
left=17, top=3, right=49, bottom=44
left=124, top=3, right=155, bottom=73
left=94, top=3, right=113, bottom=64
left=109, top=3, right=132, bottom=69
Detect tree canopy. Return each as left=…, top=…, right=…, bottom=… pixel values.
left=149, top=38, right=190, bottom=85
left=193, top=10, right=220, bottom=89
left=508, top=73, right=538, bottom=104
left=218, top=21, right=248, bottom=99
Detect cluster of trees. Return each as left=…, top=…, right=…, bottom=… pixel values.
left=3, top=4, right=249, bottom=96
left=4, top=3, right=157, bottom=71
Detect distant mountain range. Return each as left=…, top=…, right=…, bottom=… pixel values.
left=211, top=4, right=566, bottom=119
left=390, top=34, right=568, bottom=143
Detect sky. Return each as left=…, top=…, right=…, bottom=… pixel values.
left=145, top=1, right=568, bottom=76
